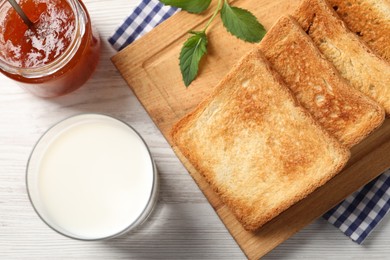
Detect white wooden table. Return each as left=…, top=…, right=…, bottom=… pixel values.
left=1, top=1, right=389, bottom=259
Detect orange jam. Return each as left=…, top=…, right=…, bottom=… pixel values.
left=0, top=0, right=100, bottom=97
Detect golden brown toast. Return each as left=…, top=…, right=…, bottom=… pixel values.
left=171, top=49, right=350, bottom=231
left=258, top=16, right=384, bottom=148
left=292, top=0, right=390, bottom=115
left=328, top=0, right=390, bottom=63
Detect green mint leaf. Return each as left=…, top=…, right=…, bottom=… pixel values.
left=220, top=1, right=266, bottom=43
left=159, top=0, right=211, bottom=14
left=179, top=31, right=208, bottom=87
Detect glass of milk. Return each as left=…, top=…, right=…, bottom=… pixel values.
left=26, top=114, right=158, bottom=240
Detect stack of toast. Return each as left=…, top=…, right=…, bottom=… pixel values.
left=171, top=0, right=389, bottom=231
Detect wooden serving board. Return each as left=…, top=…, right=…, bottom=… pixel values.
left=111, top=0, right=390, bottom=258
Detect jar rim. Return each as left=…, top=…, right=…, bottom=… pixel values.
left=0, top=0, right=86, bottom=78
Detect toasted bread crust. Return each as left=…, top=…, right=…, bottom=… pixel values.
left=328, top=0, right=390, bottom=63
left=171, top=49, right=350, bottom=231
left=293, top=0, right=390, bottom=115
left=258, top=16, right=385, bottom=147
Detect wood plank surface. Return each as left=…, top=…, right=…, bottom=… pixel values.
left=109, top=0, right=390, bottom=258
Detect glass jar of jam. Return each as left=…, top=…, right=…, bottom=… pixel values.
left=0, top=0, right=100, bottom=97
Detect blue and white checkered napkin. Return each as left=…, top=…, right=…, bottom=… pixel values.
left=108, top=0, right=178, bottom=51
left=108, top=0, right=390, bottom=244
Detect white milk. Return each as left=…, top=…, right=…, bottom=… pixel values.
left=27, top=115, right=156, bottom=240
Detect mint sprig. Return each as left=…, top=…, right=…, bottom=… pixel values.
left=160, top=0, right=266, bottom=87
left=159, top=0, right=211, bottom=14
left=221, top=1, right=265, bottom=43
left=179, top=31, right=208, bottom=87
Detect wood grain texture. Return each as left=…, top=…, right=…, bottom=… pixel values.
left=0, top=0, right=389, bottom=259
left=112, top=0, right=390, bottom=258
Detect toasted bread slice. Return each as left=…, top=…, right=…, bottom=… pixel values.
left=292, top=0, right=390, bottom=115
left=171, top=49, right=350, bottom=231
left=328, top=0, right=390, bottom=63
left=258, top=16, right=384, bottom=148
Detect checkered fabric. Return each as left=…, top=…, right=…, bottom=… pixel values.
left=108, top=0, right=178, bottom=51
left=324, top=169, right=390, bottom=244
left=108, top=0, right=390, bottom=244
